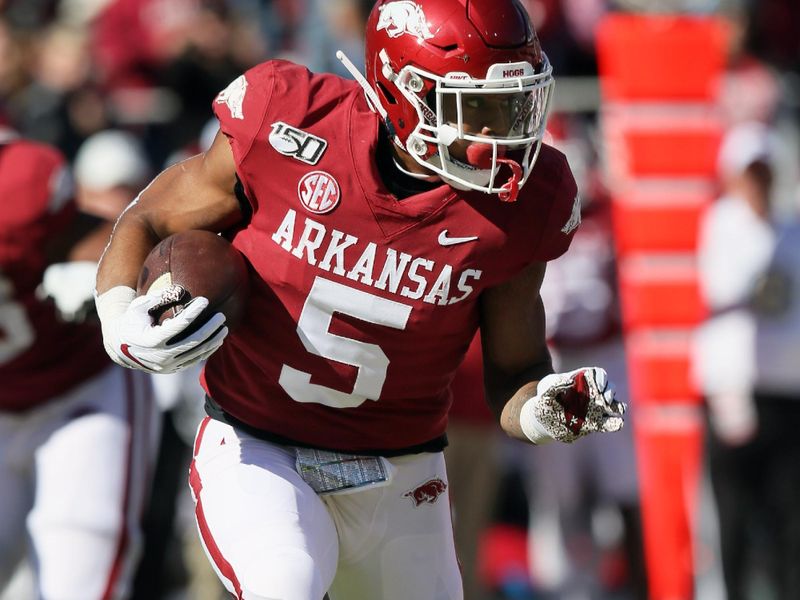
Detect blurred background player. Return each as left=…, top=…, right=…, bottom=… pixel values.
left=0, top=134, right=159, bottom=599
left=36, top=129, right=153, bottom=325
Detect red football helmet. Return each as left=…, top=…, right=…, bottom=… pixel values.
left=338, top=0, right=554, bottom=201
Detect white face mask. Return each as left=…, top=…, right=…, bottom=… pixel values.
left=395, top=57, right=555, bottom=201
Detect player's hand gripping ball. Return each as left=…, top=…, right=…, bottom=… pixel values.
left=136, top=230, right=250, bottom=338
left=97, top=230, right=250, bottom=374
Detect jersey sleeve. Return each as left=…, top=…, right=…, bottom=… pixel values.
left=212, top=61, right=278, bottom=169
left=531, top=152, right=580, bottom=262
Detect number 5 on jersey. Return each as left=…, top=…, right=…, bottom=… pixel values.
left=279, top=277, right=412, bottom=408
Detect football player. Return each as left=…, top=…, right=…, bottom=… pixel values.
left=94, top=1, right=626, bottom=598
left=0, top=135, right=159, bottom=598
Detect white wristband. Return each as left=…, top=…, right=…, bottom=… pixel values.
left=94, top=285, right=138, bottom=368
left=95, top=285, right=137, bottom=323
left=519, top=396, right=554, bottom=445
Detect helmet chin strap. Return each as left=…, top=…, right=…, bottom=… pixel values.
left=336, top=49, right=409, bottom=150
left=392, top=158, right=439, bottom=182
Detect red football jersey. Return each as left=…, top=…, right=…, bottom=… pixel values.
left=0, top=139, right=109, bottom=411
left=203, top=60, right=579, bottom=453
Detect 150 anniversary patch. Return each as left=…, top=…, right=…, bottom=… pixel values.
left=269, top=121, right=328, bottom=165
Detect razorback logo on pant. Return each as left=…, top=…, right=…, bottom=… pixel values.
left=404, top=478, right=447, bottom=506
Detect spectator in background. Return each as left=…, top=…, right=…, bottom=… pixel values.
left=0, top=0, right=57, bottom=30
left=89, top=0, right=198, bottom=92
left=35, top=129, right=150, bottom=335
left=0, top=18, right=28, bottom=104
left=34, top=129, right=151, bottom=326
left=73, top=129, right=150, bottom=251
left=159, top=0, right=262, bottom=155
left=693, top=121, right=800, bottom=600
left=718, top=3, right=780, bottom=127
left=298, top=0, right=371, bottom=78
left=10, top=23, right=108, bottom=158
left=519, top=0, right=608, bottom=77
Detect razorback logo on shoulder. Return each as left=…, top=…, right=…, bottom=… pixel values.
left=561, top=194, right=581, bottom=234
left=269, top=122, right=328, bottom=165
left=215, top=75, right=247, bottom=120
left=404, top=478, right=447, bottom=507
left=377, top=1, right=434, bottom=41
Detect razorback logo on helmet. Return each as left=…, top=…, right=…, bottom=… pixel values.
left=377, top=1, right=434, bottom=41
left=215, top=75, right=247, bottom=120
left=269, top=122, right=328, bottom=165
left=404, top=478, right=447, bottom=507
left=561, top=194, right=581, bottom=234
left=297, top=171, right=341, bottom=215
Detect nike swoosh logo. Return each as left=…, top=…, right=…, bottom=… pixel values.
left=438, top=230, right=479, bottom=246
left=120, top=344, right=147, bottom=369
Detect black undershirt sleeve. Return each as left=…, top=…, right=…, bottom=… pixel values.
left=233, top=175, right=253, bottom=225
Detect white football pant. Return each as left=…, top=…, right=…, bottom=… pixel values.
left=190, top=417, right=463, bottom=600
left=0, top=366, right=159, bottom=600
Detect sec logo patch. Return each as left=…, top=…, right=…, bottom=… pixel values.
left=298, top=171, right=340, bottom=214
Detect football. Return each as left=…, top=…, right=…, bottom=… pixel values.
left=136, top=230, right=250, bottom=340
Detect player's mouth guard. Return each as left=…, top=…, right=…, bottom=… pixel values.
left=463, top=143, right=524, bottom=202
left=336, top=50, right=555, bottom=202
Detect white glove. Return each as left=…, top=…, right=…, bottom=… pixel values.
left=38, top=261, right=98, bottom=322
left=519, top=367, right=626, bottom=444
left=95, top=285, right=228, bottom=374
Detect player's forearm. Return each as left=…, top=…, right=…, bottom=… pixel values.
left=484, top=358, right=554, bottom=442
left=498, top=382, right=540, bottom=441
left=95, top=210, right=161, bottom=294
left=95, top=150, right=240, bottom=295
